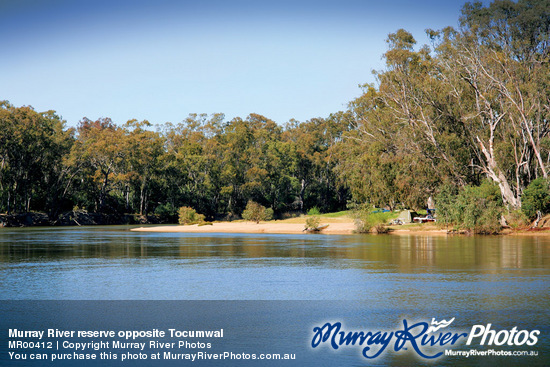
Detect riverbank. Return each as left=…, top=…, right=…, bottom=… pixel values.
left=130, top=216, right=550, bottom=236
left=0, top=211, right=172, bottom=227
left=131, top=221, right=356, bottom=235
left=130, top=217, right=451, bottom=235
left=4, top=211, right=549, bottom=236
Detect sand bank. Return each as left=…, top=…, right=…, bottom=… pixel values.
left=129, top=218, right=455, bottom=235
left=131, top=220, right=356, bottom=235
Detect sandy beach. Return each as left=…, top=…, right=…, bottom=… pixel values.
left=129, top=217, right=454, bottom=235
left=129, top=216, right=550, bottom=236
left=131, top=220, right=356, bottom=235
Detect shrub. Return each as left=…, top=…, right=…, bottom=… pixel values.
left=305, top=216, right=321, bottom=231
left=307, top=207, right=321, bottom=216
left=373, top=223, right=389, bottom=234
left=505, top=210, right=529, bottom=230
left=521, top=178, right=550, bottom=220
left=264, top=208, right=274, bottom=221
left=434, top=183, right=459, bottom=227
left=178, top=206, right=205, bottom=225
left=242, top=201, right=273, bottom=223
left=436, top=180, right=503, bottom=234
left=351, top=204, right=393, bottom=233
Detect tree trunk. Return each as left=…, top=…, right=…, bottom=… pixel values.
left=140, top=187, right=144, bottom=215
left=125, top=184, right=130, bottom=212
left=532, top=211, right=542, bottom=229
left=140, top=178, right=148, bottom=215
left=477, top=136, right=520, bottom=209
left=99, top=173, right=109, bottom=213
left=299, top=179, right=306, bottom=212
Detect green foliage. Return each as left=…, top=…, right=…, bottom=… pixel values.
left=264, top=208, right=274, bottom=221
left=307, top=207, right=321, bottom=216
left=319, top=210, right=350, bottom=218
left=123, top=119, right=164, bottom=215
left=351, top=205, right=394, bottom=233
left=287, top=113, right=352, bottom=214
left=521, top=178, right=550, bottom=220
left=0, top=105, right=351, bottom=220
left=337, top=0, right=550, bottom=211
left=338, top=87, right=450, bottom=211
left=241, top=201, right=273, bottom=223
left=178, top=206, right=205, bottom=225
left=304, top=216, right=321, bottom=231
left=154, top=203, right=178, bottom=220
left=433, top=183, right=460, bottom=228
left=0, top=103, right=74, bottom=215
left=436, top=181, right=504, bottom=234
left=505, top=210, right=529, bottom=230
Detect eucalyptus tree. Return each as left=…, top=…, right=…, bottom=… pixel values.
left=285, top=113, right=351, bottom=213
left=241, top=113, right=299, bottom=213
left=160, top=113, right=226, bottom=218
left=122, top=119, right=164, bottom=215
left=429, top=0, right=550, bottom=208
left=344, top=0, right=550, bottom=210
left=69, top=118, right=126, bottom=213
left=0, top=102, right=73, bottom=214
left=340, top=29, right=473, bottom=210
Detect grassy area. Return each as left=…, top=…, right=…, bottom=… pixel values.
left=347, top=210, right=400, bottom=233
left=362, top=211, right=399, bottom=224
left=319, top=210, right=351, bottom=218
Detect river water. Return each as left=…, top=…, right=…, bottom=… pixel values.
left=0, top=226, right=548, bottom=366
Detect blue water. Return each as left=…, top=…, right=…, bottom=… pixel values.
left=0, top=227, right=548, bottom=366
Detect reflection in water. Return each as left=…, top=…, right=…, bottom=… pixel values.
left=0, top=227, right=548, bottom=308
left=1, top=228, right=548, bottom=270
left=1, top=227, right=548, bottom=366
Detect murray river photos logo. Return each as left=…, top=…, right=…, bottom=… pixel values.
left=311, top=318, right=540, bottom=360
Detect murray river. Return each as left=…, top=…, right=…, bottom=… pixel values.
left=0, top=226, right=548, bottom=366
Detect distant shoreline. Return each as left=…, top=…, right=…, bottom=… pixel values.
left=130, top=219, right=550, bottom=236
left=0, top=211, right=171, bottom=228
left=130, top=219, right=447, bottom=236
left=130, top=221, right=356, bottom=235
left=3, top=211, right=549, bottom=236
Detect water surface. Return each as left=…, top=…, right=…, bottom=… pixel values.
left=0, top=227, right=547, bottom=306
left=1, top=227, right=549, bottom=366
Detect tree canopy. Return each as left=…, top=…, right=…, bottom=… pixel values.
left=2, top=0, right=549, bottom=223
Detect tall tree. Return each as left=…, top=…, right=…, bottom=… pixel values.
left=123, top=119, right=164, bottom=215
left=343, top=0, right=550, bottom=210
left=70, top=118, right=125, bottom=213
left=285, top=113, right=351, bottom=212
left=0, top=102, right=73, bottom=214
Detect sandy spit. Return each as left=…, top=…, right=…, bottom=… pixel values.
left=131, top=218, right=550, bottom=236
left=131, top=221, right=356, bottom=235
left=129, top=220, right=455, bottom=235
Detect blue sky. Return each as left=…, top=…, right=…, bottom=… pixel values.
left=1, top=0, right=473, bottom=126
